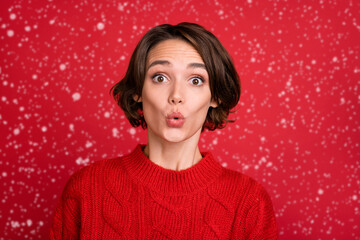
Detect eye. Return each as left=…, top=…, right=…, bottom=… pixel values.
left=152, top=74, right=168, bottom=83
left=189, top=77, right=204, bottom=86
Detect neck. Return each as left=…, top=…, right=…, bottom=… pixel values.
left=144, top=129, right=203, bottom=171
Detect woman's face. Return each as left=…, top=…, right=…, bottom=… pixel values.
left=138, top=39, right=217, bottom=143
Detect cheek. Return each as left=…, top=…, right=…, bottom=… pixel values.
left=189, top=91, right=212, bottom=111
left=141, top=89, right=164, bottom=115
left=187, top=99, right=212, bottom=123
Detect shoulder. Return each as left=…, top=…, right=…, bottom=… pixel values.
left=216, top=170, right=278, bottom=238
left=207, top=167, right=273, bottom=211
left=211, top=167, right=268, bottom=195
left=60, top=156, right=127, bottom=199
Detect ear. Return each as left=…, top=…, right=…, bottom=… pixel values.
left=133, top=94, right=142, bottom=103
left=210, top=98, right=219, bottom=108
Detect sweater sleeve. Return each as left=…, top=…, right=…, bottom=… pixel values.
left=232, top=186, right=278, bottom=240
left=49, top=175, right=82, bottom=240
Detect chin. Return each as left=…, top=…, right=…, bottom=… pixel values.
left=162, top=128, right=201, bottom=144
left=162, top=132, right=188, bottom=143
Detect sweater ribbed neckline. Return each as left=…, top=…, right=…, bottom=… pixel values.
left=122, top=144, right=224, bottom=194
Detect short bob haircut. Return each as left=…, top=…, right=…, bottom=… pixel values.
left=111, top=22, right=241, bottom=131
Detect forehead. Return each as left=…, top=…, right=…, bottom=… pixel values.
left=146, top=39, right=204, bottom=67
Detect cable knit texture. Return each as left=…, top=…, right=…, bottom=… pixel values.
left=50, top=145, right=278, bottom=239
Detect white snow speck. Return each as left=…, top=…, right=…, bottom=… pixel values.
left=340, top=97, right=345, bottom=105
left=72, top=92, right=81, bottom=101
left=24, top=26, right=31, bottom=32
left=59, top=64, right=66, bottom=71
left=129, top=128, right=136, bottom=135
left=112, top=128, right=119, bottom=138
left=97, top=22, right=105, bottom=30
left=352, top=195, right=358, bottom=201
left=11, top=221, right=20, bottom=228
left=26, top=219, right=32, bottom=227
left=318, top=189, right=324, bottom=195
left=13, top=128, right=20, bottom=135
left=7, top=30, right=14, bottom=37
left=69, top=123, right=74, bottom=132
left=266, top=162, right=273, bottom=167
left=32, top=74, right=37, bottom=80
left=118, top=3, right=125, bottom=11
left=41, top=126, right=47, bottom=132
left=2, top=172, right=7, bottom=177
left=104, top=112, right=110, bottom=118
left=85, top=141, right=93, bottom=148
left=75, top=157, right=89, bottom=166
left=10, top=13, right=16, bottom=20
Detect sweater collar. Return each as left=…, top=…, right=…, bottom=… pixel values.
left=121, top=144, right=224, bottom=194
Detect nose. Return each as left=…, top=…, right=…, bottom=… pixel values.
left=168, top=81, right=183, bottom=104
left=169, top=96, right=182, bottom=104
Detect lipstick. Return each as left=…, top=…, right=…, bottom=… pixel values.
left=166, top=112, right=185, bottom=128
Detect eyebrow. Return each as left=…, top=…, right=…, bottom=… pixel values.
left=147, top=60, right=206, bottom=71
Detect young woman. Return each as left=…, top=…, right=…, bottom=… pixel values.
left=50, top=22, right=278, bottom=239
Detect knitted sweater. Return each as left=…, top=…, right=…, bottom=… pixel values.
left=50, top=145, right=278, bottom=239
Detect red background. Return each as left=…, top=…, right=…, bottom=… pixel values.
left=1, top=0, right=359, bottom=239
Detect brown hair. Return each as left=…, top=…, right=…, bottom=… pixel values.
left=110, top=22, right=241, bottom=130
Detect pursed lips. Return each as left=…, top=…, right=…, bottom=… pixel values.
left=166, top=112, right=185, bottom=128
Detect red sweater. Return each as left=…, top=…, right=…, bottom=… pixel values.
left=50, top=145, right=278, bottom=239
